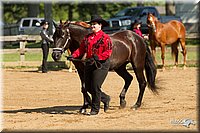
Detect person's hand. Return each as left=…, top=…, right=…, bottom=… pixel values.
left=144, top=35, right=149, bottom=40
left=67, top=55, right=74, bottom=61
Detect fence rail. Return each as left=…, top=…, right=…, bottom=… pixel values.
left=0, top=35, right=41, bottom=42
left=0, top=35, right=41, bottom=65
left=0, top=33, right=199, bottom=43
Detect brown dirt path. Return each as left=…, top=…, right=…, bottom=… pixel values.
left=2, top=67, right=198, bottom=132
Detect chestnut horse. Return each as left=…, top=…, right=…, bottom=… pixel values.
left=52, top=21, right=158, bottom=112
left=147, top=13, right=187, bottom=69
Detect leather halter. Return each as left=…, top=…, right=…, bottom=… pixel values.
left=149, top=16, right=157, bottom=33
left=52, top=28, right=71, bottom=54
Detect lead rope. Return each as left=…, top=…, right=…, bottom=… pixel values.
left=92, top=60, right=102, bottom=69
left=67, top=58, right=102, bottom=69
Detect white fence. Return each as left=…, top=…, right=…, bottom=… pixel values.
left=0, top=35, right=41, bottom=64
left=0, top=33, right=199, bottom=66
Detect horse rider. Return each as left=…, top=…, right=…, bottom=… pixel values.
left=67, top=15, right=112, bottom=115
left=40, top=20, right=54, bottom=73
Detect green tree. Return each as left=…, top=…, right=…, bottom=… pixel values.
left=3, top=4, right=28, bottom=23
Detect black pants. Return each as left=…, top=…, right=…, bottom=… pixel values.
left=41, top=43, right=49, bottom=72
left=84, top=59, right=110, bottom=112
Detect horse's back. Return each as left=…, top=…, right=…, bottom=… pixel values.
left=167, top=20, right=186, bottom=38
left=109, top=30, right=146, bottom=69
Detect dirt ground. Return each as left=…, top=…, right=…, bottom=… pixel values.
left=1, top=66, right=199, bottom=132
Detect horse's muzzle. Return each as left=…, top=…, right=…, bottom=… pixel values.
left=52, top=48, right=63, bottom=62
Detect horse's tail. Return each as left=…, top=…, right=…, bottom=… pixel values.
left=145, top=45, right=158, bottom=94
left=171, top=42, right=178, bottom=58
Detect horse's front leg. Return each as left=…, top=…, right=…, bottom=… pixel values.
left=68, top=61, right=73, bottom=72
left=150, top=45, right=157, bottom=65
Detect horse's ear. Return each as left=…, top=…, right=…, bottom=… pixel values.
left=63, top=20, right=71, bottom=27
left=64, top=20, right=67, bottom=25
left=60, top=20, right=63, bottom=24
left=66, top=20, right=70, bottom=24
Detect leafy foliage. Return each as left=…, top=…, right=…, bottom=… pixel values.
left=3, top=2, right=165, bottom=24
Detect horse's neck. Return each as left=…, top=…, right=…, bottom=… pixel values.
left=149, top=20, right=163, bottom=43
left=155, top=20, right=163, bottom=31
left=69, top=25, right=91, bottom=53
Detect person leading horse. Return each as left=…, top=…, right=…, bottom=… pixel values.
left=67, top=15, right=112, bottom=115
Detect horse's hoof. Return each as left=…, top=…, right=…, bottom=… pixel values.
left=119, top=100, right=126, bottom=109
left=68, top=68, right=73, bottom=72
left=173, top=65, right=177, bottom=69
left=131, top=104, right=141, bottom=110
left=183, top=65, right=186, bottom=70
left=79, top=108, right=87, bottom=114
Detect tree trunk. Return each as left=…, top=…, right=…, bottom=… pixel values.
left=28, top=4, right=39, bottom=17
left=68, top=4, right=73, bottom=21
left=165, top=0, right=174, bottom=15
left=44, top=3, right=53, bottom=35
left=90, top=4, right=98, bottom=16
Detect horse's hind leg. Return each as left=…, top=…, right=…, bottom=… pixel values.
left=114, top=63, right=133, bottom=109
left=171, top=43, right=179, bottom=68
left=179, top=38, right=187, bottom=68
left=132, top=67, right=146, bottom=110
left=150, top=44, right=157, bottom=65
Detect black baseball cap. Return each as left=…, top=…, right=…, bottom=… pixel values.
left=40, top=20, right=49, bottom=26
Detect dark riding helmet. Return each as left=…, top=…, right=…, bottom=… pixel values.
left=40, top=20, right=49, bottom=26
left=88, top=15, right=109, bottom=27
left=132, top=19, right=142, bottom=28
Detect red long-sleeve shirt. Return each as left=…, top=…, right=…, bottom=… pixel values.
left=72, top=30, right=112, bottom=60
left=133, top=28, right=143, bottom=38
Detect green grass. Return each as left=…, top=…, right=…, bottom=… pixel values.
left=3, top=41, right=54, bottom=49
left=2, top=52, right=67, bottom=62
left=2, top=53, right=20, bottom=62
left=155, top=48, right=198, bottom=63
left=186, top=38, right=200, bottom=45
left=1, top=45, right=199, bottom=69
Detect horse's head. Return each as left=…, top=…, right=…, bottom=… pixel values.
left=147, top=13, right=157, bottom=32
left=52, top=20, right=91, bottom=62
left=52, top=20, right=71, bottom=61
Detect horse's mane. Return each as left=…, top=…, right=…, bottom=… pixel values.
left=73, top=21, right=90, bottom=29
left=59, top=20, right=90, bottom=29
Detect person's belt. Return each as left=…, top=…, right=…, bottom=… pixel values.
left=99, top=59, right=107, bottom=63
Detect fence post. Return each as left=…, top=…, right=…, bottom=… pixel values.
left=18, top=35, right=27, bottom=66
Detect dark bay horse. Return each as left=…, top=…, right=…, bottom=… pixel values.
left=52, top=21, right=158, bottom=111
left=147, top=13, right=187, bottom=69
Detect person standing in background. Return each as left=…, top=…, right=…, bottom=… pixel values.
left=132, top=19, right=149, bottom=40
left=40, top=20, right=54, bottom=73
